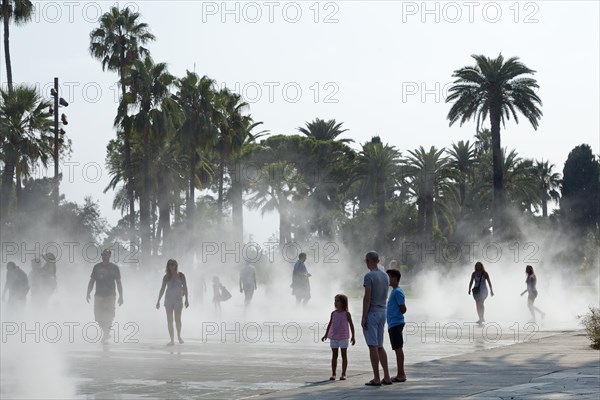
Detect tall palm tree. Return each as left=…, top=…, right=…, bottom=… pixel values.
left=404, top=146, right=457, bottom=241
left=533, top=160, right=561, bottom=217
left=119, top=55, right=180, bottom=263
left=89, top=6, right=155, bottom=246
left=175, top=72, right=217, bottom=228
left=446, top=54, right=542, bottom=236
left=0, top=85, right=53, bottom=222
left=298, top=118, right=353, bottom=143
left=228, top=117, right=267, bottom=243
left=214, top=88, right=248, bottom=220
left=1, top=0, right=33, bottom=93
left=353, top=138, right=401, bottom=250
left=447, top=140, right=476, bottom=207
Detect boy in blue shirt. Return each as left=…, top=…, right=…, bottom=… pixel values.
left=386, top=268, right=407, bottom=382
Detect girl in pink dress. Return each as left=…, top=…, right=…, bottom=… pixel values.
left=321, top=294, right=356, bottom=380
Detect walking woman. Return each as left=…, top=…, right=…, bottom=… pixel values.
left=156, top=259, right=189, bottom=346
left=468, top=261, right=494, bottom=326
left=520, top=265, right=545, bottom=322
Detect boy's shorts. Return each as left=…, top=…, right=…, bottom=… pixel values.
left=330, top=339, right=349, bottom=349
left=388, top=323, right=405, bottom=350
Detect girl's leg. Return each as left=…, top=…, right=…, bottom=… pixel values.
left=165, top=306, right=174, bottom=344
left=341, top=348, right=348, bottom=378
left=175, top=306, right=183, bottom=343
left=527, top=297, right=536, bottom=320
left=331, top=348, right=339, bottom=379
left=475, top=300, right=484, bottom=323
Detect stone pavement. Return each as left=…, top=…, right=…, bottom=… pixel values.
left=254, top=331, right=600, bottom=399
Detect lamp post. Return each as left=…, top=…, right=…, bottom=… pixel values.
left=50, top=77, right=68, bottom=218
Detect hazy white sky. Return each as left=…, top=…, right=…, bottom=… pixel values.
left=3, top=0, right=599, bottom=243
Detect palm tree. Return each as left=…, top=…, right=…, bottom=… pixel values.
left=353, top=138, right=401, bottom=250
left=89, top=6, right=155, bottom=246
left=1, top=0, right=33, bottom=93
left=0, top=85, right=53, bottom=222
left=533, top=160, right=561, bottom=217
left=214, top=88, right=248, bottom=220
left=403, top=146, right=457, bottom=241
left=447, top=140, right=476, bottom=207
left=229, top=117, right=266, bottom=243
left=298, top=118, right=353, bottom=143
left=474, top=128, right=492, bottom=156
left=120, top=55, right=180, bottom=263
left=175, top=72, right=218, bottom=229
left=247, top=161, right=307, bottom=245
left=446, top=54, right=543, bottom=236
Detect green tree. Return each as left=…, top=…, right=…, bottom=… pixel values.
left=533, top=160, right=561, bottom=217
left=90, top=5, right=155, bottom=246
left=247, top=161, right=307, bottom=245
left=1, top=0, right=33, bottom=93
left=404, top=146, right=457, bottom=241
left=119, top=55, right=180, bottom=263
left=446, top=54, right=542, bottom=236
left=0, top=86, right=53, bottom=224
left=298, top=118, right=353, bottom=143
left=560, top=144, right=600, bottom=231
left=447, top=140, right=476, bottom=207
left=174, top=72, right=217, bottom=229
left=353, top=138, right=401, bottom=250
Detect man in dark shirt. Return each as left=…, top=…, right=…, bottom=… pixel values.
left=291, top=253, right=311, bottom=306
left=2, top=262, right=29, bottom=316
left=87, top=249, right=123, bottom=344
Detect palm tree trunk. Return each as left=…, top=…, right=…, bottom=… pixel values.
left=231, top=162, right=243, bottom=244
left=490, top=107, right=504, bottom=237
left=0, top=154, right=15, bottom=223
left=459, top=181, right=466, bottom=207
left=15, top=166, right=21, bottom=210
left=416, top=198, right=425, bottom=236
left=374, top=177, right=386, bottom=250
left=542, top=198, right=548, bottom=218
left=424, top=195, right=434, bottom=239
left=158, top=179, right=171, bottom=253
left=119, top=71, right=135, bottom=251
left=218, top=153, right=224, bottom=221
left=174, top=189, right=181, bottom=224
left=187, top=148, right=195, bottom=228
left=3, top=2, right=14, bottom=94
left=140, top=128, right=151, bottom=266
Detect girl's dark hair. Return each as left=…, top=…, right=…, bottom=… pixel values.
left=475, top=261, right=485, bottom=272
left=525, top=265, right=534, bottom=281
left=335, top=294, right=349, bottom=311
left=165, top=259, right=178, bottom=275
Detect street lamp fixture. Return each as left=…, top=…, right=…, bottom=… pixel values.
left=52, top=77, right=69, bottom=218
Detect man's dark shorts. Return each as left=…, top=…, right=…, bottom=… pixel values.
left=388, top=323, right=405, bottom=350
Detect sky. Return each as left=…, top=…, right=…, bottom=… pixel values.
left=2, top=0, right=599, bottom=244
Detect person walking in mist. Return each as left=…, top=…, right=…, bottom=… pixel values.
left=520, top=265, right=545, bottom=322
left=29, top=257, right=53, bottom=308
left=87, top=249, right=123, bottom=344
left=291, top=252, right=311, bottom=306
left=239, top=262, right=257, bottom=306
left=362, top=251, right=392, bottom=386
left=2, top=262, right=29, bottom=315
left=156, top=259, right=189, bottom=346
left=468, top=261, right=494, bottom=326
